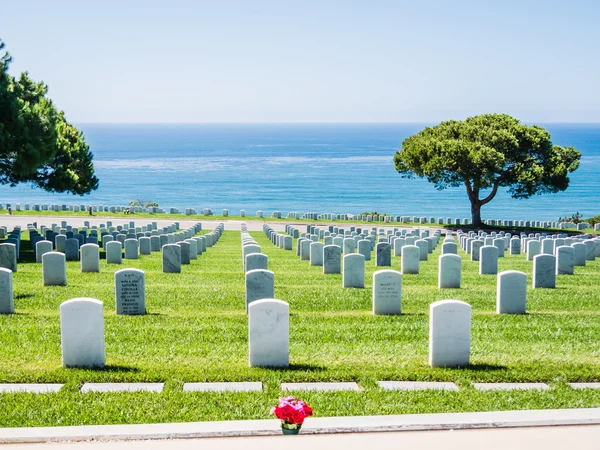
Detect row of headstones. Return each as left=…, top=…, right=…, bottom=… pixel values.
left=0, top=226, right=22, bottom=271
left=0, top=220, right=181, bottom=272
left=55, top=296, right=473, bottom=369
left=38, top=223, right=209, bottom=285
left=2, top=203, right=169, bottom=214
left=30, top=220, right=197, bottom=263
left=2, top=201, right=597, bottom=229
left=29, top=220, right=178, bottom=256
left=263, top=225, right=293, bottom=250
left=455, top=231, right=600, bottom=282
left=456, top=229, right=599, bottom=261
left=161, top=224, right=223, bottom=273
left=294, top=229, right=443, bottom=279
left=241, top=225, right=269, bottom=272
left=244, top=226, right=445, bottom=310
left=447, top=234, right=581, bottom=288
left=301, top=224, right=442, bottom=258
left=0, top=265, right=146, bottom=315
left=249, top=298, right=475, bottom=368
left=241, top=225, right=275, bottom=313
left=370, top=268, right=527, bottom=315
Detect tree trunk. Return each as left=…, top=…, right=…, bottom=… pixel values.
left=471, top=201, right=482, bottom=227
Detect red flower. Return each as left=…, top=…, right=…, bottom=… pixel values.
left=272, top=396, right=313, bottom=424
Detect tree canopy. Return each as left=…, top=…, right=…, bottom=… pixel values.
left=393, top=114, right=581, bottom=226
left=0, top=39, right=98, bottom=195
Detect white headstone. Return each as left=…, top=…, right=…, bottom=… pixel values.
left=115, top=269, right=145, bottom=315
left=372, top=270, right=402, bottom=315
left=479, top=245, right=498, bottom=275
left=124, top=238, right=139, bottom=260
left=35, top=240, right=53, bottom=263
left=572, top=242, right=586, bottom=266
left=178, top=241, right=191, bottom=264
left=0, top=268, right=13, bottom=314
left=533, top=254, right=556, bottom=288
left=376, top=242, right=392, bottom=266
left=343, top=237, right=356, bottom=254
left=541, top=238, right=554, bottom=255
left=42, top=252, right=67, bottom=286
left=556, top=245, right=575, bottom=275
left=162, top=244, right=181, bottom=273
left=245, top=269, right=275, bottom=310
left=401, top=245, right=420, bottom=274
left=442, top=242, right=458, bottom=255
left=438, top=254, right=462, bottom=288
left=415, top=239, right=429, bottom=261
left=497, top=270, right=527, bottom=314
left=323, top=245, right=341, bottom=274
left=343, top=254, right=365, bottom=288
left=429, top=300, right=471, bottom=368
left=509, top=238, right=521, bottom=255
left=248, top=299, right=289, bottom=367
left=80, top=243, right=100, bottom=273
left=527, top=240, right=541, bottom=261
left=358, top=239, right=371, bottom=260
left=106, top=241, right=123, bottom=264
left=60, top=298, right=105, bottom=368
left=471, top=240, right=483, bottom=261
left=139, top=237, right=151, bottom=255
left=0, top=243, right=17, bottom=272
left=310, top=242, right=324, bottom=266
left=245, top=253, right=268, bottom=272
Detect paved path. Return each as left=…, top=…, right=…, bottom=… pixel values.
left=3, top=426, right=600, bottom=450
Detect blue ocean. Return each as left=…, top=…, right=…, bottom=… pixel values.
left=1, top=123, right=598, bottom=221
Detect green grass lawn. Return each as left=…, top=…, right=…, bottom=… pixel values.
left=0, top=228, right=599, bottom=427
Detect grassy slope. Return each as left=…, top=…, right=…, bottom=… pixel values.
left=0, top=228, right=599, bottom=426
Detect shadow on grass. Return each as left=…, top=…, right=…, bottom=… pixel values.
left=17, top=252, right=36, bottom=264
left=461, top=363, right=508, bottom=371
left=268, top=364, right=327, bottom=372
left=67, top=365, right=141, bottom=373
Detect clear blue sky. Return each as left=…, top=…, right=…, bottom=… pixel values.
left=2, top=1, right=599, bottom=123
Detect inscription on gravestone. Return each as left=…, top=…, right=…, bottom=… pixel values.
left=115, top=269, right=146, bottom=315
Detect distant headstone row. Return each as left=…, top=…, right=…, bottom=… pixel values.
left=454, top=229, right=599, bottom=286
left=3, top=201, right=597, bottom=229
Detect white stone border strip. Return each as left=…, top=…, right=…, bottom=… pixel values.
left=281, top=382, right=360, bottom=392
left=0, top=384, right=63, bottom=394
left=378, top=381, right=459, bottom=391
left=570, top=383, right=600, bottom=389
left=472, top=383, right=550, bottom=391
left=2, top=408, right=600, bottom=443
left=183, top=382, right=262, bottom=392
left=80, top=383, right=164, bottom=393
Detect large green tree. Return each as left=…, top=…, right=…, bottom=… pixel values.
left=0, top=40, right=98, bottom=195
left=393, top=114, right=581, bottom=226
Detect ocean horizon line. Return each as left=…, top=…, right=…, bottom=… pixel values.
left=74, top=121, right=600, bottom=126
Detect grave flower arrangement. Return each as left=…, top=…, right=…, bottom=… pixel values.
left=271, top=396, right=313, bottom=434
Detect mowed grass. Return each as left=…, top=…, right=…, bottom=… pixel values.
left=1, top=227, right=600, bottom=427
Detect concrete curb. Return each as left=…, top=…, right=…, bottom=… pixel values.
left=2, top=408, right=600, bottom=443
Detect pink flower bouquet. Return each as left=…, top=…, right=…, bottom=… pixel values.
left=271, top=396, right=313, bottom=433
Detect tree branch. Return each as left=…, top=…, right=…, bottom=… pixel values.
left=479, top=171, right=509, bottom=205
left=463, top=177, right=476, bottom=202
left=480, top=182, right=500, bottom=205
